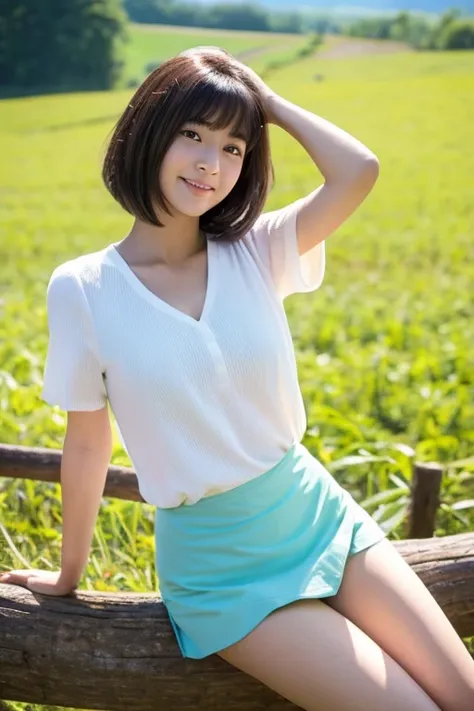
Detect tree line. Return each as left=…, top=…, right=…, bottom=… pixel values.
left=124, top=0, right=305, bottom=33
left=0, top=1, right=472, bottom=96
left=346, top=8, right=474, bottom=50
left=124, top=1, right=474, bottom=48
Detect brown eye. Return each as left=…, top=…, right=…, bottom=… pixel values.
left=226, top=145, right=242, bottom=157
left=181, top=130, right=200, bottom=141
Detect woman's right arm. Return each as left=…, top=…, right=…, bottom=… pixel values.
left=0, top=406, right=112, bottom=595
left=60, top=406, right=112, bottom=588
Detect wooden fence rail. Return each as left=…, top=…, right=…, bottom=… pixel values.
left=0, top=442, right=445, bottom=537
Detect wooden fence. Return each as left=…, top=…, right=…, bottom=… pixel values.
left=1, top=442, right=473, bottom=710
left=0, top=442, right=446, bottom=537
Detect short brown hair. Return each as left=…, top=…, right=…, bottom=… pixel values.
left=102, top=47, right=273, bottom=242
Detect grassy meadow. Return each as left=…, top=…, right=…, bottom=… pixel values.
left=123, top=22, right=309, bottom=81
left=1, top=24, right=474, bottom=703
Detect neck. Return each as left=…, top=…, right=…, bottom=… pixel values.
left=121, top=214, right=205, bottom=265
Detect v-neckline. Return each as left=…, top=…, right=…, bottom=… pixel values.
left=105, top=236, right=216, bottom=327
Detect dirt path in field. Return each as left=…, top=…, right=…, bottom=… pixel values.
left=235, top=45, right=272, bottom=60
left=318, top=37, right=411, bottom=59
left=238, top=36, right=411, bottom=65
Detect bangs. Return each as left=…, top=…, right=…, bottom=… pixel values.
left=181, top=75, right=263, bottom=151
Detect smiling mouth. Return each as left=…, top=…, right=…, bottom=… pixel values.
left=181, top=178, right=214, bottom=192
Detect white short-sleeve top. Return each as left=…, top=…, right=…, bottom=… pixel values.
left=41, top=198, right=325, bottom=508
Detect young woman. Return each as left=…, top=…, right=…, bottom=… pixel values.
left=1, top=47, right=473, bottom=711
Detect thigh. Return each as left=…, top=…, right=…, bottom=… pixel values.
left=217, top=598, right=440, bottom=711
left=324, top=537, right=474, bottom=711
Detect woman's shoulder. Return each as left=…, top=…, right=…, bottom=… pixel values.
left=47, top=245, right=112, bottom=292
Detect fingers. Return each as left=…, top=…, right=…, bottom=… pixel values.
left=0, top=570, right=72, bottom=596
left=0, top=570, right=34, bottom=585
left=1, top=573, right=48, bottom=594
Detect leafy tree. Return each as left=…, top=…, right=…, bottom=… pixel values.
left=347, top=17, right=393, bottom=40
left=345, top=6, right=474, bottom=51
left=205, top=3, right=270, bottom=32
left=0, top=0, right=128, bottom=93
left=124, top=0, right=172, bottom=24
left=439, top=18, right=474, bottom=48
left=429, top=7, right=462, bottom=48
left=270, top=11, right=303, bottom=35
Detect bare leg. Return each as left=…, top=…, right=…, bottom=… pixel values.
left=217, top=596, right=441, bottom=711
left=324, top=537, right=474, bottom=711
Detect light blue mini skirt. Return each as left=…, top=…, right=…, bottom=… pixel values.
left=154, top=442, right=386, bottom=659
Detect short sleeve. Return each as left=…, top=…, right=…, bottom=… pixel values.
left=41, top=267, right=107, bottom=411
left=248, top=197, right=325, bottom=300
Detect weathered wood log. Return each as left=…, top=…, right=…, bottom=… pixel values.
left=1, top=532, right=474, bottom=711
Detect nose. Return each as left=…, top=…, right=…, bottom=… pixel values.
left=196, top=146, right=219, bottom=175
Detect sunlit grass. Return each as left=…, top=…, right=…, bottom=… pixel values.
left=124, top=22, right=306, bottom=82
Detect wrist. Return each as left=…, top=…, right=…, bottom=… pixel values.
left=59, top=565, right=82, bottom=587
left=265, top=93, right=286, bottom=125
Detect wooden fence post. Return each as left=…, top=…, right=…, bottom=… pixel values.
left=407, top=461, right=443, bottom=539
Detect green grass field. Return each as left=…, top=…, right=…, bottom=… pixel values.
left=1, top=27, right=474, bottom=705
left=123, top=22, right=308, bottom=81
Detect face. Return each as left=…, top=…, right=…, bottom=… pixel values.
left=158, top=121, right=247, bottom=218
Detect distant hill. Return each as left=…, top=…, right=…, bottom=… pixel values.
left=252, top=1, right=474, bottom=14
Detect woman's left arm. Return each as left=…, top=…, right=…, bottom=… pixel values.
left=265, top=93, right=380, bottom=257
